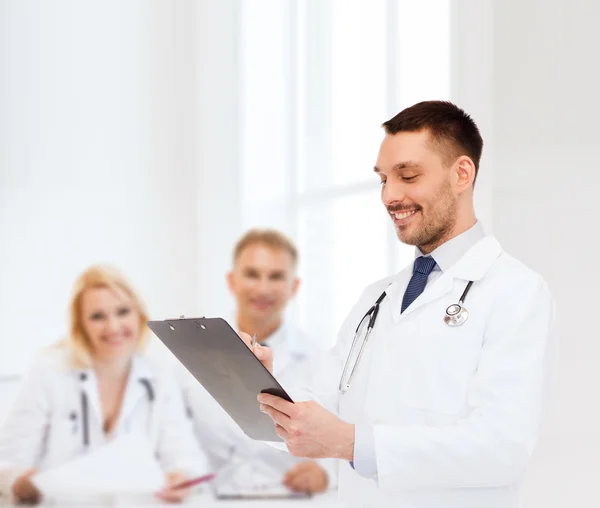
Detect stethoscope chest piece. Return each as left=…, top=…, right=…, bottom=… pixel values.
left=444, top=303, right=469, bottom=326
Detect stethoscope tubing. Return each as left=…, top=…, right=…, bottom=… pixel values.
left=78, top=376, right=154, bottom=447
left=339, top=280, right=474, bottom=393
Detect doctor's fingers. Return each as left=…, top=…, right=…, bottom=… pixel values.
left=254, top=346, right=273, bottom=371
left=275, top=423, right=292, bottom=443
left=257, top=393, right=295, bottom=416
left=285, top=469, right=327, bottom=494
left=239, top=331, right=274, bottom=372
left=275, top=425, right=311, bottom=457
left=12, top=469, right=40, bottom=504
left=157, top=489, right=188, bottom=503
left=157, top=472, right=191, bottom=503
left=238, top=331, right=257, bottom=352
left=284, top=470, right=313, bottom=493
left=283, top=461, right=320, bottom=483
left=260, top=404, right=294, bottom=430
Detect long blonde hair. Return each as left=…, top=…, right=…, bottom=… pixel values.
left=66, top=265, right=150, bottom=369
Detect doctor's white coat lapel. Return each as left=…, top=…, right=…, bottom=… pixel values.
left=393, top=236, right=504, bottom=320
left=115, top=357, right=155, bottom=435
left=77, top=356, right=155, bottom=442
left=313, top=235, right=505, bottom=419
left=362, top=236, right=506, bottom=422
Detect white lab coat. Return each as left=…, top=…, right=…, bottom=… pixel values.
left=0, top=343, right=210, bottom=500
left=291, top=235, right=557, bottom=507
left=167, top=318, right=338, bottom=493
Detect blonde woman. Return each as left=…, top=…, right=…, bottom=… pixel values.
left=0, top=265, right=210, bottom=504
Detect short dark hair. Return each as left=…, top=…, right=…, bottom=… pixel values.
left=382, top=100, right=483, bottom=180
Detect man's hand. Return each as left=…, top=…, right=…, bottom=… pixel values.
left=238, top=331, right=273, bottom=373
left=12, top=468, right=40, bottom=504
left=283, top=461, right=328, bottom=494
left=258, top=393, right=354, bottom=461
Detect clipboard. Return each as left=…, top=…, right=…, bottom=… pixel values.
left=147, top=317, right=293, bottom=442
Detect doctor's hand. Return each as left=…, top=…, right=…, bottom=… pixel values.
left=156, top=471, right=191, bottom=503
left=238, top=331, right=273, bottom=373
left=12, top=468, right=41, bottom=504
left=283, top=461, right=328, bottom=494
left=258, top=394, right=354, bottom=461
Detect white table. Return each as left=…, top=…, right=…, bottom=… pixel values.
left=33, top=489, right=339, bottom=507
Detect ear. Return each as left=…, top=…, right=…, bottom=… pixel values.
left=454, top=156, right=476, bottom=193
left=226, top=271, right=235, bottom=294
left=290, top=277, right=301, bottom=299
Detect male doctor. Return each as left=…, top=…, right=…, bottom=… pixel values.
left=248, top=100, right=558, bottom=507
left=183, top=229, right=334, bottom=495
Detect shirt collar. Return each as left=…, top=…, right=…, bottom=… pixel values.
left=261, top=323, right=286, bottom=351
left=130, top=354, right=154, bottom=380
left=415, top=221, right=486, bottom=272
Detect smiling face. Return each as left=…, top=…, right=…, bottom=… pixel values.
left=375, top=129, right=463, bottom=253
left=80, top=286, right=141, bottom=363
left=227, top=243, right=300, bottom=325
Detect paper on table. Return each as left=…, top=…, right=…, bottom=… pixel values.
left=213, top=459, right=300, bottom=498
left=32, top=433, right=164, bottom=496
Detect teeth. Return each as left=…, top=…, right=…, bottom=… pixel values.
left=393, top=210, right=416, bottom=220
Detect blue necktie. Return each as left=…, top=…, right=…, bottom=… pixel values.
left=401, top=256, right=437, bottom=313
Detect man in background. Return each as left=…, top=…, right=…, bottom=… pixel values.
left=185, top=229, right=334, bottom=496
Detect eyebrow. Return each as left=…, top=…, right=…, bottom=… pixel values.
left=374, top=161, right=423, bottom=173
left=242, top=267, right=287, bottom=277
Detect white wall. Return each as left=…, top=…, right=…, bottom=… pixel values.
left=193, top=0, right=243, bottom=317
left=453, top=1, right=600, bottom=505
left=450, top=0, right=494, bottom=231
left=490, top=2, right=600, bottom=506
left=0, top=0, right=201, bottom=374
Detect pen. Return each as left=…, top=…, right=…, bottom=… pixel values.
left=168, top=473, right=216, bottom=491
left=251, top=333, right=258, bottom=348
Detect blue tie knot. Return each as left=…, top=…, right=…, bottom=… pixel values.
left=413, top=256, right=437, bottom=275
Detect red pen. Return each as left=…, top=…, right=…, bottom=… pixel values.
left=168, top=473, right=216, bottom=491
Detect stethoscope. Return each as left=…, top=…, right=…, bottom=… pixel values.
left=71, top=372, right=155, bottom=447
left=338, top=280, right=474, bottom=393
left=444, top=281, right=473, bottom=327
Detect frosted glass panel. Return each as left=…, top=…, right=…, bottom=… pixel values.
left=296, top=190, right=406, bottom=347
